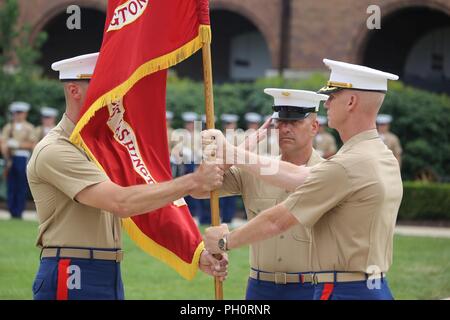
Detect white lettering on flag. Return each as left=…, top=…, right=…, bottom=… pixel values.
left=107, top=0, right=149, bottom=32
left=106, top=99, right=186, bottom=207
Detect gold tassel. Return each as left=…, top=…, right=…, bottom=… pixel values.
left=122, top=218, right=205, bottom=280
left=199, top=24, right=212, bottom=44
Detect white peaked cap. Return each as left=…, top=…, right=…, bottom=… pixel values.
left=319, top=59, right=399, bottom=94
left=221, top=114, right=239, bottom=123
left=264, top=88, right=328, bottom=112
left=376, top=114, right=393, bottom=125
left=201, top=114, right=217, bottom=123
left=52, top=52, right=99, bottom=80
left=40, top=107, right=58, bottom=117
left=10, top=101, right=30, bottom=113
left=182, top=112, right=198, bottom=122
left=245, top=112, right=262, bottom=123
left=317, top=115, right=328, bottom=125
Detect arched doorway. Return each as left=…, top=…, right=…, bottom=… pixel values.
left=38, top=8, right=106, bottom=78
left=361, top=7, right=450, bottom=93
left=173, top=9, right=272, bottom=82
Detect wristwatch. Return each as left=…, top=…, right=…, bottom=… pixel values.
left=218, top=233, right=229, bottom=252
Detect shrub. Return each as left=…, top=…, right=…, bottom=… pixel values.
left=399, top=182, right=450, bottom=220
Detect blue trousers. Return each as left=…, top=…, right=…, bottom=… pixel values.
left=182, top=162, right=213, bottom=225
left=220, top=196, right=237, bottom=223
left=313, top=278, right=394, bottom=300
left=246, top=278, right=315, bottom=300
left=33, top=254, right=124, bottom=300
left=7, top=156, right=28, bottom=218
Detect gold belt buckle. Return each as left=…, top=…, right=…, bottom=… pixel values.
left=302, top=273, right=313, bottom=284
left=275, top=272, right=287, bottom=285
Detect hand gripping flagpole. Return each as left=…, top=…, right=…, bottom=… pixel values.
left=200, top=24, right=223, bottom=300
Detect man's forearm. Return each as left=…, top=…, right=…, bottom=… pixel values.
left=227, top=204, right=298, bottom=250
left=233, top=147, right=311, bottom=191
left=117, top=173, right=199, bottom=217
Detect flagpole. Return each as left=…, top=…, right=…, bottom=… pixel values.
left=201, top=40, right=223, bottom=300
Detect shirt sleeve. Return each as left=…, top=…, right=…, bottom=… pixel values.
left=281, top=160, right=352, bottom=228
left=219, top=166, right=243, bottom=196
left=34, top=140, right=109, bottom=200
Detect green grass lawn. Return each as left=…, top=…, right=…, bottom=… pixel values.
left=0, top=219, right=449, bottom=300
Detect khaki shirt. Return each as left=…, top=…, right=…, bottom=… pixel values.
left=220, top=150, right=323, bottom=272
left=2, top=121, right=37, bottom=155
left=313, top=131, right=337, bottom=158
left=282, top=130, right=403, bottom=273
left=27, top=114, right=122, bottom=249
left=380, top=132, right=402, bottom=160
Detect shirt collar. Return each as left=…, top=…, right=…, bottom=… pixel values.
left=338, top=129, right=379, bottom=154
left=307, top=149, right=323, bottom=166
left=278, top=149, right=322, bottom=167
left=59, top=113, right=76, bottom=138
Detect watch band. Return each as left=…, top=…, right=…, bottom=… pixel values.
left=224, top=233, right=229, bottom=251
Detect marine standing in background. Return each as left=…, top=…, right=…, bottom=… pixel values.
left=35, top=107, right=59, bottom=141
left=314, top=115, right=337, bottom=159
left=377, top=114, right=402, bottom=167
left=219, top=113, right=244, bottom=224
left=1, top=101, right=37, bottom=219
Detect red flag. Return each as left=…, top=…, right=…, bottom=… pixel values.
left=70, top=0, right=211, bottom=280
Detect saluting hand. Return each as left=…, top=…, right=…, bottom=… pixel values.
left=201, top=129, right=234, bottom=164
left=239, top=117, right=272, bottom=152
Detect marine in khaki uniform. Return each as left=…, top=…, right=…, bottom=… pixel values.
left=219, top=113, right=245, bottom=224
left=314, top=115, right=337, bottom=159
left=203, top=59, right=403, bottom=300
left=34, top=107, right=59, bottom=141
left=377, top=114, right=402, bottom=166
left=27, top=53, right=227, bottom=300
left=245, top=112, right=262, bottom=131
left=171, top=112, right=208, bottom=223
left=210, top=89, right=327, bottom=300
left=1, top=101, right=37, bottom=219
left=171, top=112, right=202, bottom=169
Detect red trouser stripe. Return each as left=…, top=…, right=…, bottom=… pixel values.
left=56, top=259, right=71, bottom=300
left=320, top=283, right=335, bottom=300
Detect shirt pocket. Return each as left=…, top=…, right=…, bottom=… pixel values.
left=244, top=198, right=277, bottom=220
left=291, top=224, right=312, bottom=242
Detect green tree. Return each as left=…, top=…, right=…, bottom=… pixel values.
left=0, top=0, right=64, bottom=127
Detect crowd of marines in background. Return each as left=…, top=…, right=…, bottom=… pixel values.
left=0, top=102, right=401, bottom=223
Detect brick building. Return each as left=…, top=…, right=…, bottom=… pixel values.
left=10, top=0, right=450, bottom=92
